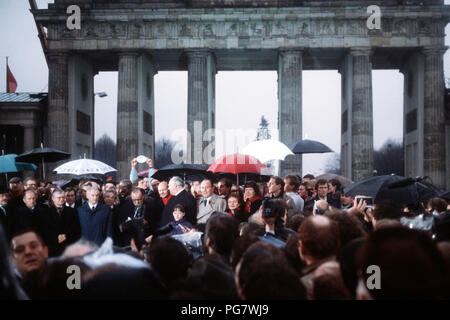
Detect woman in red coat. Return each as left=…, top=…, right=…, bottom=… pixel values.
left=243, top=181, right=263, bottom=216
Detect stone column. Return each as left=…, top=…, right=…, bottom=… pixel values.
left=423, top=46, right=447, bottom=189
left=350, top=48, right=374, bottom=182
left=278, top=49, right=303, bottom=178
left=46, top=52, right=69, bottom=179
left=186, top=50, right=216, bottom=165
left=47, top=53, right=69, bottom=153
left=116, top=53, right=139, bottom=180
left=339, top=54, right=353, bottom=180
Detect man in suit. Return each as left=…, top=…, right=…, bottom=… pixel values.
left=267, top=176, right=296, bottom=218
left=196, top=179, right=227, bottom=224
left=64, top=187, right=76, bottom=209
left=42, top=189, right=81, bottom=257
left=158, top=176, right=196, bottom=227
left=77, top=187, right=112, bottom=246
left=12, top=189, right=46, bottom=238
left=305, top=179, right=341, bottom=209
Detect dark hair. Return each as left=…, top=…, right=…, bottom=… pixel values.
left=10, top=229, right=45, bottom=248
left=131, top=187, right=145, bottom=197
left=230, top=233, right=259, bottom=271
left=373, top=200, right=403, bottom=221
left=146, top=237, right=190, bottom=289
left=171, top=256, right=238, bottom=300
left=64, top=187, right=75, bottom=193
left=357, top=226, right=448, bottom=299
left=238, top=243, right=306, bottom=300
left=315, top=179, right=328, bottom=191
left=286, top=213, right=305, bottom=232
left=205, top=214, right=239, bottom=258
left=173, top=204, right=185, bottom=213
left=219, top=178, right=232, bottom=189
left=262, top=198, right=287, bottom=226
left=298, top=216, right=340, bottom=260
left=328, top=178, right=342, bottom=191
left=270, top=176, right=285, bottom=190
left=284, top=175, right=300, bottom=192
left=303, top=174, right=315, bottom=180
left=244, top=181, right=261, bottom=197
left=325, top=210, right=366, bottom=248
left=429, top=197, right=447, bottom=213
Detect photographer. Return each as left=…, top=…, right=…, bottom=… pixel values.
left=261, top=198, right=296, bottom=243
left=119, top=188, right=154, bottom=251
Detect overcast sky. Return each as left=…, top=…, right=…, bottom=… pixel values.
left=1, top=0, right=449, bottom=176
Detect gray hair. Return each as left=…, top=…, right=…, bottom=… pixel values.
left=170, top=176, right=184, bottom=187
left=51, top=188, right=64, bottom=198
left=86, top=186, right=100, bottom=195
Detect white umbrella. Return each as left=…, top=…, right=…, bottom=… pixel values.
left=241, top=139, right=294, bottom=163
left=53, top=158, right=117, bottom=175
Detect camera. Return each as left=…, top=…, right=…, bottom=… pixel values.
left=119, top=216, right=146, bottom=249
left=354, top=195, right=375, bottom=209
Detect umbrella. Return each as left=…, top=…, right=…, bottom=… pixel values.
left=0, top=154, right=38, bottom=173
left=15, top=143, right=71, bottom=180
left=241, top=139, right=294, bottom=163
left=0, top=154, right=38, bottom=186
left=151, top=163, right=212, bottom=183
left=387, top=177, right=441, bottom=203
left=343, top=174, right=421, bottom=205
left=207, top=154, right=267, bottom=185
left=316, top=173, right=353, bottom=186
left=290, top=139, right=333, bottom=154
left=440, top=190, right=450, bottom=201
left=53, top=158, right=117, bottom=176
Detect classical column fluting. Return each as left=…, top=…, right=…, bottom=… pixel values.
left=116, top=53, right=139, bottom=179
left=47, top=53, right=69, bottom=152
left=350, top=48, right=374, bottom=182
left=186, top=51, right=215, bottom=165
left=278, top=49, right=303, bottom=178
left=423, top=46, right=447, bottom=189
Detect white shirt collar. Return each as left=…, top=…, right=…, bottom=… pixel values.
left=175, top=189, right=184, bottom=196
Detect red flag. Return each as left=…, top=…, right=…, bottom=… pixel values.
left=6, top=64, right=17, bottom=93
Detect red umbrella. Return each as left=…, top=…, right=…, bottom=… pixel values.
left=208, top=154, right=267, bottom=185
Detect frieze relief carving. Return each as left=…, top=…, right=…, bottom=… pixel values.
left=51, top=18, right=442, bottom=41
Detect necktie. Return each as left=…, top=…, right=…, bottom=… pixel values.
left=0, top=206, right=5, bottom=216
left=57, top=207, right=63, bottom=215
left=203, top=199, right=208, bottom=207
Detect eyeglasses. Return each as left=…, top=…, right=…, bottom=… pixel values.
left=231, top=190, right=239, bottom=193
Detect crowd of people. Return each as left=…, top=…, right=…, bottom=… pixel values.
left=0, top=157, right=449, bottom=300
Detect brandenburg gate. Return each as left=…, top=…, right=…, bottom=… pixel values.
left=32, top=0, right=450, bottom=188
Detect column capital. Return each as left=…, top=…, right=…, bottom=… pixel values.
left=349, top=47, right=373, bottom=57
left=278, top=48, right=304, bottom=56
left=117, top=51, right=140, bottom=58
left=422, top=46, right=448, bottom=57
left=47, top=51, right=70, bottom=62
left=185, top=49, right=213, bottom=59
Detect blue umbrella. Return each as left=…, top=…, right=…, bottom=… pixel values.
left=0, top=154, right=38, bottom=173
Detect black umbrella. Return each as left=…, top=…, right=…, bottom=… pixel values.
left=15, top=144, right=71, bottom=180
left=387, top=177, right=442, bottom=203
left=290, top=139, right=333, bottom=154
left=151, top=163, right=213, bottom=183
left=440, top=190, right=450, bottom=201
left=343, top=174, right=420, bottom=205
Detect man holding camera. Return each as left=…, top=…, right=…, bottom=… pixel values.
left=118, top=188, right=157, bottom=250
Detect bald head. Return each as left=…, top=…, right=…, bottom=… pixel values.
left=158, top=181, right=169, bottom=198
left=315, top=200, right=330, bottom=215
left=298, top=215, right=340, bottom=265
